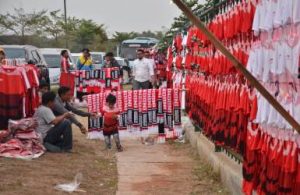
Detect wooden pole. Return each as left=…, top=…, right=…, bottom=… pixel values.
left=64, top=0, right=68, bottom=48
left=172, top=0, right=300, bottom=132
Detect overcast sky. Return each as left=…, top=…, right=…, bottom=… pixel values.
left=0, top=0, right=187, bottom=36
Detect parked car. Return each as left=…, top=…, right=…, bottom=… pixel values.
left=0, top=45, right=50, bottom=85
left=90, top=52, right=105, bottom=69
left=114, top=57, right=128, bottom=67
left=40, top=48, right=74, bottom=85
left=71, top=53, right=81, bottom=66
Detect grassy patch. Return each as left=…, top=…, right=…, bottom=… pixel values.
left=168, top=140, right=230, bottom=195
left=0, top=122, right=118, bottom=195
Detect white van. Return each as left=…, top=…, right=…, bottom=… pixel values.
left=71, top=53, right=81, bottom=67
left=40, top=48, right=74, bottom=85
left=90, top=52, right=105, bottom=69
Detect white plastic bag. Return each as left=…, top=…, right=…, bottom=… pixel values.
left=54, top=173, right=86, bottom=193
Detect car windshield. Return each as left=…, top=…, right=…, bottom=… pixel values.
left=4, top=48, right=26, bottom=59
left=43, top=54, right=60, bottom=68
left=91, top=54, right=103, bottom=64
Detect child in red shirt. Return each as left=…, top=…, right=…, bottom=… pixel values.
left=103, top=94, right=123, bottom=151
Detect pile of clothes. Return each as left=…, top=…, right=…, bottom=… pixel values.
left=0, top=118, right=45, bottom=160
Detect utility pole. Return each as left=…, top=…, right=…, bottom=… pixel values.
left=64, top=0, right=68, bottom=48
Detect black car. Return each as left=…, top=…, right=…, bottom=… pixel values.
left=0, top=45, right=50, bottom=85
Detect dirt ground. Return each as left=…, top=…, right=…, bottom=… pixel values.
left=169, top=141, right=230, bottom=195
left=0, top=85, right=229, bottom=195
left=116, top=138, right=229, bottom=195
left=0, top=119, right=118, bottom=195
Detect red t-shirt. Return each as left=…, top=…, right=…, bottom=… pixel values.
left=103, top=105, right=120, bottom=133
left=61, top=57, right=70, bottom=73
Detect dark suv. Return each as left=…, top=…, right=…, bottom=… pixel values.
left=0, top=45, right=50, bottom=85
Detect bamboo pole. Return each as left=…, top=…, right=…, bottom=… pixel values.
left=172, top=0, right=300, bottom=132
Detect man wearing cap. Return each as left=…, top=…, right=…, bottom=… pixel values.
left=144, top=50, right=157, bottom=88
left=76, top=48, right=93, bottom=71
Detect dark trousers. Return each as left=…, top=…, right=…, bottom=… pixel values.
left=44, top=119, right=73, bottom=150
left=133, top=80, right=151, bottom=90
left=104, top=133, right=121, bottom=149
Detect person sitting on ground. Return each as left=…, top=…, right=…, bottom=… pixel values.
left=103, top=94, right=123, bottom=152
left=60, top=50, right=72, bottom=73
left=0, top=48, right=6, bottom=63
left=132, top=49, right=155, bottom=90
left=34, top=91, right=73, bottom=152
left=52, top=86, right=96, bottom=134
left=77, top=48, right=93, bottom=71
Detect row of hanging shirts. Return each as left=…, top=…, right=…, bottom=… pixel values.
left=247, top=25, right=300, bottom=82
left=252, top=0, right=300, bottom=35
left=254, top=82, right=300, bottom=130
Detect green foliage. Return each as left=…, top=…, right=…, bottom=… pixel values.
left=0, top=7, right=169, bottom=53
left=43, top=10, right=65, bottom=45
left=76, top=20, right=97, bottom=45
left=113, top=32, right=137, bottom=43
left=0, top=8, right=48, bottom=43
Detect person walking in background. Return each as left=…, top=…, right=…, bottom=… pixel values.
left=103, top=94, right=123, bottom=152
left=132, top=49, right=155, bottom=90
left=77, top=48, right=93, bottom=71
left=144, top=50, right=157, bottom=88
left=104, top=52, right=121, bottom=68
left=76, top=48, right=93, bottom=102
left=60, top=50, right=71, bottom=73
left=104, top=52, right=127, bottom=83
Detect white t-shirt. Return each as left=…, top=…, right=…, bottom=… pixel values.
left=33, top=105, right=56, bottom=139
left=146, top=58, right=156, bottom=70
left=252, top=1, right=262, bottom=35
left=293, top=0, right=300, bottom=23
left=282, top=0, right=293, bottom=25
left=292, top=40, right=300, bottom=76
left=274, top=0, right=284, bottom=27
left=276, top=41, right=285, bottom=75
left=133, top=58, right=154, bottom=82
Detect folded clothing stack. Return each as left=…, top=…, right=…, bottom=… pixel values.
left=0, top=118, right=45, bottom=160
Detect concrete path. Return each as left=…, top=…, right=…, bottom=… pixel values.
left=116, top=139, right=194, bottom=195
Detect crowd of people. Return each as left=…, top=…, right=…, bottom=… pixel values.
left=60, top=48, right=158, bottom=90
left=34, top=86, right=123, bottom=153
left=0, top=46, right=160, bottom=154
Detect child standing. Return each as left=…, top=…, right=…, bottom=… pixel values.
left=103, top=94, right=123, bottom=151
